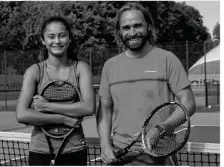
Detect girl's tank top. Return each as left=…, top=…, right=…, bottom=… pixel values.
left=29, top=60, right=86, bottom=154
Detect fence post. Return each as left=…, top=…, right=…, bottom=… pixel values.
left=186, top=40, right=189, bottom=75
left=4, top=51, right=7, bottom=111
left=89, top=49, right=92, bottom=71
left=217, top=82, right=220, bottom=104
left=203, top=41, right=208, bottom=107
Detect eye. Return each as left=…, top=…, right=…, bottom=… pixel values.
left=60, top=34, right=67, bottom=38
left=47, top=35, right=55, bottom=39
left=59, top=33, right=69, bottom=39
left=134, top=23, right=143, bottom=28
left=121, top=25, right=130, bottom=31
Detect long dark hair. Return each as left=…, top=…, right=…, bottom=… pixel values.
left=38, top=16, right=77, bottom=61
left=114, top=2, right=157, bottom=46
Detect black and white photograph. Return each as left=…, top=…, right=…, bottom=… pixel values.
left=0, top=1, right=220, bottom=166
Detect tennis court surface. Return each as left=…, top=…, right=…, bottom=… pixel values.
left=0, top=124, right=220, bottom=166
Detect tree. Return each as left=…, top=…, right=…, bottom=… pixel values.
left=141, top=1, right=210, bottom=43
left=213, top=22, right=220, bottom=39
left=0, top=1, right=213, bottom=75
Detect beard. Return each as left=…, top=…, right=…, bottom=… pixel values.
left=121, top=33, right=148, bottom=51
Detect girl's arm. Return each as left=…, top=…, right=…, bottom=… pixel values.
left=16, top=64, right=78, bottom=127
left=33, top=61, right=96, bottom=118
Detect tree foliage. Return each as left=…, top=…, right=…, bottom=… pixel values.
left=213, top=22, right=220, bottom=39
left=0, top=1, right=212, bottom=50
left=0, top=1, right=216, bottom=75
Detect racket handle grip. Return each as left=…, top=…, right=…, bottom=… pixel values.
left=114, top=149, right=127, bottom=158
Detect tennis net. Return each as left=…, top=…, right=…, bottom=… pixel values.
left=0, top=132, right=220, bottom=166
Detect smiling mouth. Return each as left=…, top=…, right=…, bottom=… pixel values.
left=52, top=46, right=64, bottom=49
left=129, top=38, right=142, bottom=42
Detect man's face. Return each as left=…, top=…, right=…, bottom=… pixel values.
left=119, top=9, right=148, bottom=51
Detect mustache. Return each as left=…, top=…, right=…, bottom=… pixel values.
left=124, top=34, right=145, bottom=40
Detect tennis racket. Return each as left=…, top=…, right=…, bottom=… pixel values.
left=93, top=101, right=190, bottom=162
left=40, top=80, right=82, bottom=165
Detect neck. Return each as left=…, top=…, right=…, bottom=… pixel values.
left=126, top=41, right=154, bottom=58
left=47, top=54, right=69, bottom=69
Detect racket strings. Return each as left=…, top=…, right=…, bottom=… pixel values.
left=41, top=81, right=80, bottom=137
left=142, top=103, right=189, bottom=156
left=43, top=83, right=78, bottom=102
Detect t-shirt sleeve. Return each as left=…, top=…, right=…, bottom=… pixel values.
left=167, top=54, right=191, bottom=94
left=98, top=61, right=112, bottom=100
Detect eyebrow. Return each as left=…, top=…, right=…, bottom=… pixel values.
left=46, top=32, right=67, bottom=35
left=121, top=22, right=143, bottom=28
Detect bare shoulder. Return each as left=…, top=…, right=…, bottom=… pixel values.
left=23, top=64, right=39, bottom=81
left=77, top=61, right=90, bottom=68
left=76, top=61, right=91, bottom=73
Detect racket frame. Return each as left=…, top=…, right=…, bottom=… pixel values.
left=115, top=101, right=190, bottom=158
left=141, top=101, right=191, bottom=157
left=39, top=80, right=82, bottom=165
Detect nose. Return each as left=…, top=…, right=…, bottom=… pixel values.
left=130, top=27, right=136, bottom=36
left=54, top=36, right=60, bottom=43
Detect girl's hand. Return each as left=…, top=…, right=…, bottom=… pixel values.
left=33, top=95, right=48, bottom=112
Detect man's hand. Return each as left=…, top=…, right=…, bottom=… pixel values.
left=143, top=127, right=176, bottom=153
left=100, top=143, right=120, bottom=164
left=144, top=127, right=161, bottom=151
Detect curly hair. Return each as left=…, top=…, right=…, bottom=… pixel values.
left=114, top=2, right=157, bottom=47
left=38, top=16, right=77, bottom=61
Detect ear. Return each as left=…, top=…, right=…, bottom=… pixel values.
left=147, top=24, right=151, bottom=32
left=118, top=31, right=123, bottom=40
left=40, top=37, right=45, bottom=46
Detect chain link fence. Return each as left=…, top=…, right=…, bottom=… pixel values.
left=0, top=41, right=220, bottom=112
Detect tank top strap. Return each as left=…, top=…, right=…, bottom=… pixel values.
left=36, top=61, right=45, bottom=92
left=70, top=60, right=79, bottom=89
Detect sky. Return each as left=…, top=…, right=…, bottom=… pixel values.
left=184, top=1, right=220, bottom=37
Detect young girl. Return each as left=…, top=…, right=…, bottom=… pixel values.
left=16, top=16, right=95, bottom=166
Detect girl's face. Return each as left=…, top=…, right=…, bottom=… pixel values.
left=41, top=22, right=71, bottom=57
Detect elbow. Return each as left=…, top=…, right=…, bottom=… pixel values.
left=88, top=105, right=95, bottom=116
left=16, top=113, right=25, bottom=124
left=85, top=102, right=95, bottom=116
left=191, top=101, right=196, bottom=116
left=16, top=109, right=28, bottom=124
left=188, top=99, right=196, bottom=117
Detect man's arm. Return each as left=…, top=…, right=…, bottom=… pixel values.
left=96, top=97, right=117, bottom=164
left=175, top=86, right=196, bottom=117
left=96, top=97, right=113, bottom=148
left=160, top=86, right=196, bottom=130
left=159, top=53, right=196, bottom=129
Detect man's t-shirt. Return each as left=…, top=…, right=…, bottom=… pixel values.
left=99, top=47, right=190, bottom=148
